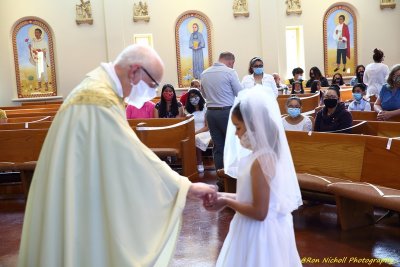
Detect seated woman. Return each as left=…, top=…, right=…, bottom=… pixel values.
left=350, top=65, right=366, bottom=86
left=310, top=80, right=321, bottom=93
left=282, top=96, right=313, bottom=132
left=154, top=84, right=184, bottom=118
left=306, top=66, right=329, bottom=88
left=290, top=81, right=304, bottom=94
left=314, top=85, right=353, bottom=133
left=241, top=57, right=278, bottom=97
left=331, top=73, right=345, bottom=86
left=180, top=79, right=201, bottom=107
left=374, top=64, right=400, bottom=121
left=348, top=83, right=371, bottom=111
left=0, top=109, right=7, bottom=123
left=185, top=89, right=211, bottom=173
left=126, top=101, right=155, bottom=119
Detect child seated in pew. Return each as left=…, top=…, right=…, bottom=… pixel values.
left=282, top=96, right=313, bottom=131
left=347, top=83, right=371, bottom=111
left=290, top=81, right=304, bottom=94
left=185, top=88, right=211, bottom=173
left=0, top=109, right=7, bottom=123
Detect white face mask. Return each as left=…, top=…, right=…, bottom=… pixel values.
left=239, top=131, right=252, bottom=150
left=125, top=80, right=157, bottom=109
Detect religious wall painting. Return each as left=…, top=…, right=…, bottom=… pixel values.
left=233, top=0, right=249, bottom=17
left=12, top=17, right=57, bottom=98
left=76, top=0, right=93, bottom=25
left=380, top=0, right=396, bottom=9
left=175, top=12, right=212, bottom=88
left=323, top=5, right=357, bottom=78
left=286, top=0, right=302, bottom=15
left=133, top=0, right=150, bottom=22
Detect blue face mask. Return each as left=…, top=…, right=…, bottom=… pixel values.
left=353, top=93, right=362, bottom=101
left=253, top=67, right=264, bottom=75
left=287, top=107, right=301, bottom=118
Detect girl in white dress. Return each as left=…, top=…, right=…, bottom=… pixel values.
left=282, top=96, right=313, bottom=132
left=185, top=88, right=211, bottom=173
left=206, top=88, right=303, bottom=267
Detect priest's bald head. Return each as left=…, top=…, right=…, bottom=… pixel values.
left=114, top=44, right=164, bottom=98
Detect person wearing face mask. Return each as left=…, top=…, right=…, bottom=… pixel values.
left=17, top=44, right=218, bottom=267
left=374, top=64, right=400, bottom=121
left=154, top=84, right=184, bottom=118
left=331, top=72, right=345, bottom=86
left=185, top=89, right=211, bottom=173
left=180, top=79, right=201, bottom=107
left=314, top=85, right=353, bottom=133
left=305, top=66, right=329, bottom=88
left=282, top=96, right=313, bottom=131
left=350, top=65, right=366, bottom=86
left=241, top=57, right=278, bottom=98
left=285, top=67, right=306, bottom=89
left=290, top=81, right=304, bottom=94
left=347, top=83, right=371, bottom=111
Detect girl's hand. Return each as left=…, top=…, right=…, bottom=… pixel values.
left=204, top=196, right=227, bottom=212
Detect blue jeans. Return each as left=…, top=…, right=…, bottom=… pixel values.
left=206, top=109, right=231, bottom=170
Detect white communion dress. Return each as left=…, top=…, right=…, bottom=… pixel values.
left=216, top=154, right=303, bottom=267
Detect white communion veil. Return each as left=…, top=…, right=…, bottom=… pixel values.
left=224, top=85, right=303, bottom=213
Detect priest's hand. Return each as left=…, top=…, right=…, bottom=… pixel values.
left=204, top=194, right=227, bottom=212
left=188, top=183, right=217, bottom=204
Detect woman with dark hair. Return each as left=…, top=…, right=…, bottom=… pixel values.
left=306, top=66, right=329, bottom=87
left=185, top=89, right=211, bottom=172
left=241, top=57, right=278, bottom=97
left=364, top=48, right=389, bottom=96
left=350, top=65, right=366, bottom=86
left=314, top=85, right=353, bottom=133
left=154, top=84, right=184, bottom=118
left=331, top=72, right=345, bottom=86
left=374, top=64, right=400, bottom=121
left=310, top=80, right=321, bottom=93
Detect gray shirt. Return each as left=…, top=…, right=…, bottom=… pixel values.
left=200, top=62, right=243, bottom=107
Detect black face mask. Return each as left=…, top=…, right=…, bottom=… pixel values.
left=335, top=79, right=341, bottom=84
left=324, top=98, right=338, bottom=108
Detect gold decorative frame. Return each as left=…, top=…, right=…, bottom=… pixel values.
left=12, top=17, right=57, bottom=98
left=323, top=5, right=358, bottom=78
left=380, top=0, right=396, bottom=9
left=175, top=11, right=212, bottom=88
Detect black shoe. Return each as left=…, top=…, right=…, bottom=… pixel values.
left=343, top=68, right=346, bottom=72
left=334, top=67, right=339, bottom=72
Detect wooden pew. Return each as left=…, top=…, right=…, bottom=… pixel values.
left=0, top=121, right=52, bottom=130
left=350, top=111, right=400, bottom=122
left=351, top=120, right=400, bottom=137
left=0, top=104, right=61, bottom=110
left=5, top=109, right=58, bottom=118
left=5, top=116, right=54, bottom=123
left=131, top=116, right=197, bottom=180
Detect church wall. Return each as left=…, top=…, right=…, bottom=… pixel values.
left=0, top=0, right=399, bottom=106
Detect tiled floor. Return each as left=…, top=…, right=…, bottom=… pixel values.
left=1, top=169, right=400, bottom=267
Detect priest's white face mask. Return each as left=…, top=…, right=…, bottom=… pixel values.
left=125, top=67, right=158, bottom=109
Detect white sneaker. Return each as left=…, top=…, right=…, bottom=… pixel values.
left=197, top=164, right=205, bottom=173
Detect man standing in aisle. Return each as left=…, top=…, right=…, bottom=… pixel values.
left=200, top=52, right=242, bottom=191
